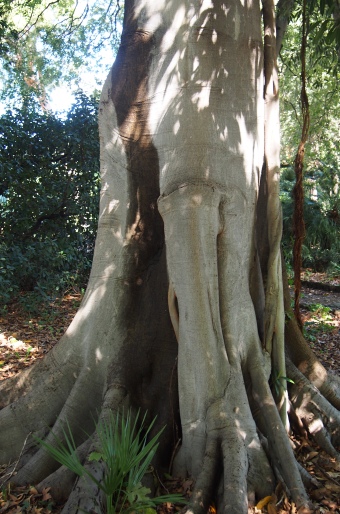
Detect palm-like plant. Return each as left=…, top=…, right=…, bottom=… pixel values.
left=37, top=410, right=184, bottom=514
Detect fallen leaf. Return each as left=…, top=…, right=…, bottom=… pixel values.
left=42, top=491, right=52, bottom=502
left=310, top=487, right=327, bottom=500
left=0, top=501, right=10, bottom=513
left=306, top=451, right=319, bottom=460
left=321, top=498, right=339, bottom=509
left=256, top=496, right=272, bottom=510
left=324, top=481, right=340, bottom=493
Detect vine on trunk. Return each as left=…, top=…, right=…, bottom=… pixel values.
left=293, top=0, right=310, bottom=329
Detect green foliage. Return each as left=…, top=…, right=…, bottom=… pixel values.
left=301, top=301, right=334, bottom=343
left=270, top=368, right=294, bottom=397
left=37, top=410, right=185, bottom=514
left=0, top=92, right=100, bottom=308
left=308, top=0, right=340, bottom=47
left=0, top=0, right=123, bottom=109
left=279, top=12, right=339, bottom=170
left=307, top=303, right=332, bottom=319
left=280, top=163, right=339, bottom=272
left=304, top=319, right=335, bottom=343
left=0, top=0, right=19, bottom=56
left=279, top=0, right=339, bottom=275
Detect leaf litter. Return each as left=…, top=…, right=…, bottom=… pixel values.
left=0, top=279, right=339, bottom=513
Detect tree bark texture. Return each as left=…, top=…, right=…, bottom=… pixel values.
left=0, top=1, right=339, bottom=513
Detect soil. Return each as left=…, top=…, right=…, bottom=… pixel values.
left=300, top=283, right=340, bottom=310
left=293, top=272, right=340, bottom=377
left=0, top=273, right=339, bottom=514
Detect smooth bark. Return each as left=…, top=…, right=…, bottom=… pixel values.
left=0, top=1, right=339, bottom=513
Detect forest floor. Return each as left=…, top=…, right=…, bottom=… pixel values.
left=0, top=271, right=339, bottom=513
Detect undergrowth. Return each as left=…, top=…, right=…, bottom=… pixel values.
left=37, top=410, right=184, bottom=514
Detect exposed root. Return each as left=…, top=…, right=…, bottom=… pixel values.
left=180, top=362, right=315, bottom=514
left=283, top=267, right=340, bottom=412
left=1, top=360, right=104, bottom=477
left=319, top=374, right=340, bottom=412
left=250, top=366, right=311, bottom=508
left=37, top=439, right=92, bottom=503
left=0, top=347, right=74, bottom=410
left=0, top=368, right=39, bottom=410
left=14, top=399, right=95, bottom=484
left=296, top=462, right=322, bottom=489
left=8, top=384, right=130, bottom=513
left=286, top=359, right=340, bottom=455
left=62, top=456, right=106, bottom=514
left=182, top=389, right=275, bottom=514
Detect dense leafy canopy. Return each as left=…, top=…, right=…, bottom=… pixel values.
left=0, top=0, right=122, bottom=309
left=0, top=92, right=100, bottom=309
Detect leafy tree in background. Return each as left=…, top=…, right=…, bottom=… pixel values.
left=0, top=0, right=120, bottom=308
left=0, top=0, right=19, bottom=55
left=0, top=92, right=100, bottom=307
left=279, top=0, right=339, bottom=272
left=0, top=0, right=123, bottom=108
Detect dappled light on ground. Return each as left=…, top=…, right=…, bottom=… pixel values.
left=0, top=279, right=339, bottom=513
left=1, top=447, right=340, bottom=513
left=0, top=293, right=82, bottom=381
left=2, top=284, right=338, bottom=382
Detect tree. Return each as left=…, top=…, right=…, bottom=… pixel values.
left=279, top=1, right=340, bottom=274
left=1, top=1, right=340, bottom=513
left=0, top=92, right=100, bottom=306
left=0, top=0, right=123, bottom=109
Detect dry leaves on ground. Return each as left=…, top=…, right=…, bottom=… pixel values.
left=0, top=275, right=339, bottom=513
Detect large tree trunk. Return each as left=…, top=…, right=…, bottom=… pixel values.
left=0, top=1, right=339, bottom=513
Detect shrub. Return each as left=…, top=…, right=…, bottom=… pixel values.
left=0, top=92, right=100, bottom=307
left=37, top=410, right=185, bottom=514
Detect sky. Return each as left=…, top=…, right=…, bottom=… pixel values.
left=47, top=0, right=121, bottom=113
left=48, top=51, right=114, bottom=113
left=0, top=49, right=115, bottom=116
left=0, top=0, right=120, bottom=115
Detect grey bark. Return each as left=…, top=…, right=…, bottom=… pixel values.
left=0, top=1, right=339, bottom=513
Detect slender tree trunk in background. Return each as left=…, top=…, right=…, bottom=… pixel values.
left=292, top=0, right=310, bottom=330
left=0, top=1, right=339, bottom=513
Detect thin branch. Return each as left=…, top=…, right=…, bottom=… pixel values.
left=0, top=431, right=32, bottom=488
left=282, top=99, right=300, bottom=123
left=18, top=0, right=89, bottom=42
left=18, top=0, right=61, bottom=38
